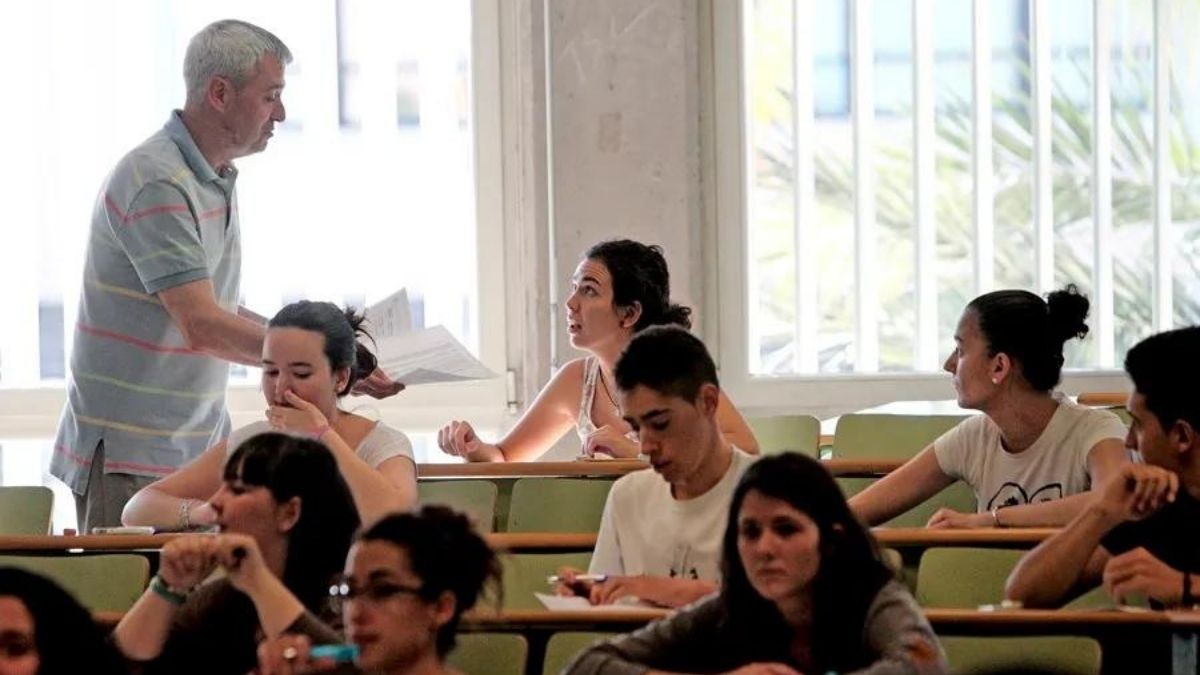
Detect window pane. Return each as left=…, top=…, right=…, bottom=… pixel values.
left=1171, top=2, right=1200, bottom=328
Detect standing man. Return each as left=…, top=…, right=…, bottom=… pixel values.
left=52, top=20, right=399, bottom=532
left=1006, top=326, right=1200, bottom=608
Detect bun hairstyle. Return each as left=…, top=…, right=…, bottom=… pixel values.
left=966, top=284, right=1090, bottom=392
left=584, top=239, right=692, bottom=331
left=268, top=301, right=378, bottom=396
left=358, top=506, right=501, bottom=658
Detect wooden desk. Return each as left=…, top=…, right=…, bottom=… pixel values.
left=0, top=534, right=183, bottom=552
left=418, top=458, right=904, bottom=480
left=873, top=528, right=1056, bottom=547
left=1077, top=392, right=1129, bottom=407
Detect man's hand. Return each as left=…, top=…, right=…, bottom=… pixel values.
left=351, top=368, right=404, bottom=399
left=926, top=508, right=992, bottom=529
left=1103, top=546, right=1186, bottom=606
left=1096, top=464, right=1179, bottom=525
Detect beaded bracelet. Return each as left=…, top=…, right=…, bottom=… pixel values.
left=149, top=574, right=188, bottom=606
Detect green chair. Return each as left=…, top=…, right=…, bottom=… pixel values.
left=747, top=414, right=821, bottom=456
left=916, top=547, right=1025, bottom=608
left=940, top=636, right=1102, bottom=675
left=0, top=486, right=53, bottom=535
left=501, top=552, right=592, bottom=610
left=0, top=554, right=149, bottom=612
left=542, top=631, right=616, bottom=675
left=832, top=413, right=967, bottom=460
left=506, top=479, right=612, bottom=533
left=418, top=480, right=499, bottom=533
left=447, top=633, right=527, bottom=675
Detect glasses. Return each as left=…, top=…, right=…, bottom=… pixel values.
left=328, top=576, right=424, bottom=613
left=0, top=631, right=35, bottom=659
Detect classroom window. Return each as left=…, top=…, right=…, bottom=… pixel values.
left=729, top=0, right=1200, bottom=380
left=0, top=0, right=507, bottom=452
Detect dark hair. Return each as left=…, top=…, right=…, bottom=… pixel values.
left=718, top=453, right=894, bottom=673
left=225, top=433, right=360, bottom=611
left=614, top=325, right=718, bottom=402
left=584, top=239, right=692, bottom=331
left=358, top=506, right=501, bottom=658
left=965, top=284, right=1090, bottom=391
left=1125, top=326, right=1200, bottom=432
left=0, top=567, right=128, bottom=675
left=268, top=301, right=378, bottom=396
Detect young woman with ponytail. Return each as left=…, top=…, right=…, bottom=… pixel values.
left=850, top=285, right=1129, bottom=529
left=438, top=239, right=758, bottom=462
left=123, top=301, right=417, bottom=529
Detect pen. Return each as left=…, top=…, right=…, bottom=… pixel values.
left=546, top=574, right=607, bottom=584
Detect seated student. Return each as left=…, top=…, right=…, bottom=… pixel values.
left=1007, top=326, right=1200, bottom=608
left=556, top=326, right=756, bottom=608
left=254, top=506, right=501, bottom=675
left=567, top=453, right=946, bottom=674
left=0, top=567, right=129, bottom=675
left=850, top=285, right=1128, bottom=528
left=123, top=300, right=416, bottom=529
left=438, top=239, right=758, bottom=461
left=113, top=433, right=360, bottom=675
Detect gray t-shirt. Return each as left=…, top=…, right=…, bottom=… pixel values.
left=225, top=420, right=414, bottom=470
left=933, top=393, right=1127, bottom=512
left=53, top=111, right=241, bottom=492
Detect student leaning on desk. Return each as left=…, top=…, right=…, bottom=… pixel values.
left=437, top=239, right=758, bottom=462
left=1008, top=326, right=1200, bottom=609
left=849, top=285, right=1128, bottom=529
left=122, top=301, right=417, bottom=530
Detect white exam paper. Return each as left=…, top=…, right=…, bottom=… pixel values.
left=364, top=289, right=412, bottom=340
left=374, top=325, right=496, bottom=385
left=534, top=592, right=653, bottom=611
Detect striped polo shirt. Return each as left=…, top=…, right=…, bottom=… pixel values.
left=52, top=111, right=241, bottom=493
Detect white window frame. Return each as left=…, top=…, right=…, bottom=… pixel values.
left=0, top=0, right=511, bottom=439
left=710, top=0, right=1136, bottom=416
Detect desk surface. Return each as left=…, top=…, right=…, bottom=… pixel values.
left=418, top=458, right=904, bottom=479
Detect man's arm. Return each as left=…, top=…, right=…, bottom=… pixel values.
left=159, top=279, right=265, bottom=365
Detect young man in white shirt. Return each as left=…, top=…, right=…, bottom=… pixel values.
left=558, top=326, right=756, bottom=608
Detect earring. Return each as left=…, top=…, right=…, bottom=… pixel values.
left=991, top=377, right=999, bottom=384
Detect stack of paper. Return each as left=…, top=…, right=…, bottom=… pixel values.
left=365, top=290, right=496, bottom=386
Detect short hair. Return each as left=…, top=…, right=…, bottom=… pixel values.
left=614, top=325, right=717, bottom=402
left=1124, top=326, right=1200, bottom=431
left=358, top=506, right=501, bottom=658
left=584, top=239, right=692, bottom=331
left=269, top=301, right=378, bottom=396
left=184, top=19, right=292, bottom=103
left=225, top=433, right=360, bottom=612
left=966, top=284, right=1090, bottom=391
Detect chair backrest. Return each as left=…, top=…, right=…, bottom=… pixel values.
left=447, top=632, right=527, bottom=675
left=838, top=478, right=976, bottom=528
left=746, top=415, right=821, bottom=456
left=501, top=552, right=592, bottom=610
left=543, top=631, right=617, bottom=675
left=418, top=480, right=499, bottom=533
left=506, top=478, right=612, bottom=533
left=832, top=414, right=967, bottom=459
left=0, top=486, right=53, bottom=535
left=0, top=554, right=149, bottom=612
left=916, top=547, right=1025, bottom=608
left=940, top=636, right=1102, bottom=675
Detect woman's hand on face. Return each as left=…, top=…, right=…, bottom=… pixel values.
left=926, top=507, right=991, bottom=529
left=722, top=664, right=804, bottom=675
left=159, top=536, right=222, bottom=592
left=437, top=420, right=485, bottom=458
left=257, top=634, right=339, bottom=675
left=583, top=425, right=639, bottom=459
left=267, top=390, right=329, bottom=437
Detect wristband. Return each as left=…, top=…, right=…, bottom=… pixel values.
left=149, top=574, right=189, bottom=606
left=179, top=499, right=197, bottom=531
left=1183, top=570, right=1194, bottom=608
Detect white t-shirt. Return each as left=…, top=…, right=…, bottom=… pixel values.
left=589, top=447, right=756, bottom=582
left=933, top=393, right=1126, bottom=512
left=225, top=420, right=415, bottom=470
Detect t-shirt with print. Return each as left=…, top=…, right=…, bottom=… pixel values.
left=589, top=448, right=756, bottom=582
left=1102, top=487, right=1200, bottom=575
left=224, top=420, right=414, bottom=470
left=933, top=393, right=1126, bottom=512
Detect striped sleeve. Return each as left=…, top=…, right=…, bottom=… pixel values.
left=109, top=181, right=210, bottom=294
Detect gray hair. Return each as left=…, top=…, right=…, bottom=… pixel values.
left=183, top=19, right=292, bottom=103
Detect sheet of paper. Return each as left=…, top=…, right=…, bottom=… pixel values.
left=374, top=325, right=496, bottom=385
left=364, top=289, right=412, bottom=340
left=534, top=592, right=654, bottom=611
